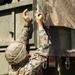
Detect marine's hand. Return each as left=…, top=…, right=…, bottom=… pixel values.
left=35, top=12, right=43, bottom=28
left=23, top=9, right=30, bottom=26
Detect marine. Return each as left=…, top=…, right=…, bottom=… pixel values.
left=5, top=9, right=49, bottom=75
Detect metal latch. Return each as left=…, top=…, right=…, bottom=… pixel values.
left=9, top=31, right=14, bottom=38
left=42, top=59, right=47, bottom=69
left=65, top=57, right=70, bottom=69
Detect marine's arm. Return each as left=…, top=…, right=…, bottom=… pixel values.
left=36, top=12, right=49, bottom=57
left=19, top=9, right=30, bottom=45
left=35, top=12, right=49, bottom=58
left=19, top=25, right=29, bottom=45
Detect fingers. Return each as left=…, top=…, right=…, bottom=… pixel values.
left=35, top=11, right=43, bottom=20
left=23, top=9, right=28, bottom=17
left=23, top=9, right=43, bottom=25
left=35, top=11, right=42, bottom=18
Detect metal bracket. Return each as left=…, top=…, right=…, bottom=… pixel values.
left=65, top=57, right=70, bottom=69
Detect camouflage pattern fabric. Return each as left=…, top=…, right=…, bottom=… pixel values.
left=19, top=27, right=29, bottom=45
left=24, top=28, right=49, bottom=75
left=9, top=65, right=25, bottom=75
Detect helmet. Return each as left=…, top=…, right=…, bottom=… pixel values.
left=5, top=41, right=28, bottom=65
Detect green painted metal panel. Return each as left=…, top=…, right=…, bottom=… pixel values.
left=0, top=0, right=5, bottom=5
left=0, top=0, right=33, bottom=11
left=0, top=0, right=35, bottom=48
left=0, top=52, right=8, bottom=75
left=71, top=29, right=75, bottom=49
left=46, top=26, right=72, bottom=56
left=0, top=10, right=14, bottom=46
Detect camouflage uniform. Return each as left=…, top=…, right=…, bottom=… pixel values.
left=5, top=25, right=49, bottom=75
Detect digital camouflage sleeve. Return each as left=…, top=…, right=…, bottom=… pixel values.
left=19, top=26, right=29, bottom=45
left=24, top=28, right=49, bottom=75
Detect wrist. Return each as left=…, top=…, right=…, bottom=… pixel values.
left=24, top=23, right=30, bottom=28
left=25, top=22, right=29, bottom=26
left=38, top=23, right=43, bottom=29
left=24, top=25, right=29, bottom=28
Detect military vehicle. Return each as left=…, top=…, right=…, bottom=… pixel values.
left=0, top=0, right=75, bottom=75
